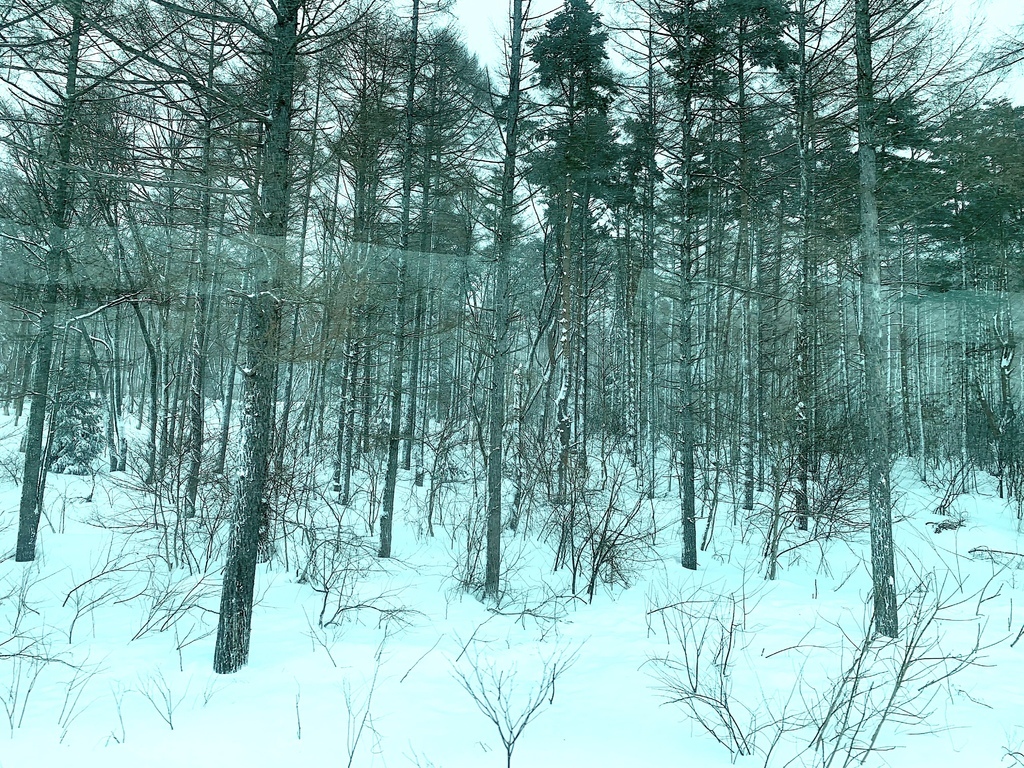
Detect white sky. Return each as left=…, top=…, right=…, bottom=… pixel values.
left=450, top=0, right=1024, bottom=103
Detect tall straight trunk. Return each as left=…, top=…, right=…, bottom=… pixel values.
left=794, top=0, right=813, bottom=532
left=183, top=37, right=220, bottom=519
left=996, top=307, right=1015, bottom=496
left=736, top=45, right=756, bottom=512
left=484, top=0, right=524, bottom=599
left=577, top=192, right=592, bottom=468
left=958, top=244, right=970, bottom=485
left=276, top=70, right=323, bottom=473
left=341, top=340, right=361, bottom=504
left=837, top=258, right=855, bottom=424
left=16, top=0, right=82, bottom=562
left=679, top=252, right=697, bottom=571
left=380, top=0, right=421, bottom=559
left=333, top=334, right=353, bottom=493
left=897, top=228, right=913, bottom=456
left=165, top=312, right=188, bottom=473
left=214, top=0, right=298, bottom=673
left=914, top=285, right=927, bottom=479
left=555, top=182, right=576, bottom=504
left=183, top=266, right=210, bottom=515
left=674, top=0, right=698, bottom=570
left=334, top=335, right=360, bottom=504
left=213, top=288, right=281, bottom=673
left=215, top=293, right=245, bottom=475
left=628, top=130, right=656, bottom=494
left=402, top=262, right=425, bottom=476
left=381, top=288, right=406, bottom=557
left=360, top=342, right=372, bottom=457
left=403, top=113, right=437, bottom=474
left=130, top=302, right=160, bottom=486
left=855, top=0, right=898, bottom=639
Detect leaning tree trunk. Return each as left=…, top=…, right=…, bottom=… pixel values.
left=855, top=0, right=898, bottom=639
left=15, top=0, right=82, bottom=562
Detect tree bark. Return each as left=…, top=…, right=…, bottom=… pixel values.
left=855, top=0, right=898, bottom=639
left=380, top=0, right=421, bottom=559
left=15, top=0, right=82, bottom=561
left=214, top=0, right=299, bottom=673
left=794, top=0, right=814, bottom=532
left=484, top=0, right=524, bottom=599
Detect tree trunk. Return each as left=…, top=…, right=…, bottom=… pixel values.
left=794, top=0, right=813, bottom=532
left=380, top=0, right=421, bottom=559
left=855, top=0, right=898, bottom=639
left=675, top=0, right=698, bottom=571
left=130, top=302, right=160, bottom=486
left=484, top=0, right=524, bottom=599
left=183, top=38, right=220, bottom=518
left=214, top=0, right=299, bottom=673
left=15, top=0, right=82, bottom=562
left=213, top=289, right=281, bottom=673
left=215, top=293, right=245, bottom=475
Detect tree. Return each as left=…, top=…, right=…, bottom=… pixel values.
left=212, top=0, right=364, bottom=674
left=658, top=0, right=710, bottom=570
left=529, top=0, right=619, bottom=503
left=4, top=0, right=87, bottom=561
left=380, top=0, right=424, bottom=560
left=716, top=0, right=792, bottom=514
left=484, top=0, right=528, bottom=600
left=855, top=0, right=898, bottom=639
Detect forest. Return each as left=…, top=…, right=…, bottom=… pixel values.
left=1, top=0, right=1023, bottom=765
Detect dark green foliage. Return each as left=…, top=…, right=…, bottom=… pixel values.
left=933, top=100, right=1024, bottom=259
left=48, top=382, right=104, bottom=475
left=528, top=0, right=620, bottom=198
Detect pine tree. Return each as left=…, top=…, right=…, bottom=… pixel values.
left=529, top=0, right=619, bottom=502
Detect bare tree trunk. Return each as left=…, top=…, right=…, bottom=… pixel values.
left=793, top=0, right=813, bottom=532
left=215, top=294, right=245, bottom=475
left=183, top=35, right=222, bottom=519
left=484, top=0, right=525, bottom=599
left=127, top=302, right=160, bottom=486
left=555, top=179, right=576, bottom=504
left=15, top=0, right=82, bottom=562
left=214, top=0, right=299, bottom=673
left=213, top=288, right=281, bottom=673
left=403, top=123, right=436, bottom=475
left=276, top=69, right=323, bottom=475
left=380, top=0, right=421, bottom=559
left=855, top=0, right=898, bottom=639
left=673, top=0, right=698, bottom=570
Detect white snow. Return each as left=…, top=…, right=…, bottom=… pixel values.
left=1, top=418, right=1022, bottom=767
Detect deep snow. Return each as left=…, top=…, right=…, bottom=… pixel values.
left=0, top=415, right=1022, bottom=768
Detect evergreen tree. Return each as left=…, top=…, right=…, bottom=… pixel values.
left=529, top=0, right=619, bottom=501
left=48, top=373, right=104, bottom=476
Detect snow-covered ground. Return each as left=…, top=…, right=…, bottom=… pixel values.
left=1, top=415, right=1022, bottom=768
